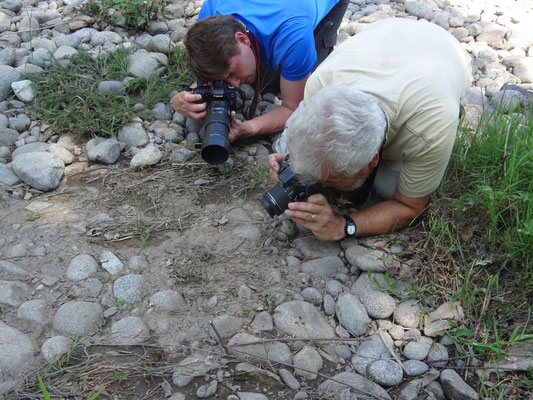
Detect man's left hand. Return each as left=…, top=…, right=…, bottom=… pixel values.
left=285, top=194, right=346, bottom=241
left=228, top=111, right=258, bottom=142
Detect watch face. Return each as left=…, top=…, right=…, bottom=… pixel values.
left=347, top=224, right=356, bottom=235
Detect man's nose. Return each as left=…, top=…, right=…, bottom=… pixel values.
left=227, top=78, right=240, bottom=87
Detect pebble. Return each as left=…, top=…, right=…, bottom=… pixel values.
left=66, top=253, right=98, bottom=281
left=336, top=293, right=370, bottom=336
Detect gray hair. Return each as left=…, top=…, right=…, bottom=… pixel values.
left=287, top=85, right=387, bottom=180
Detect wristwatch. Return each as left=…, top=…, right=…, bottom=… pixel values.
left=343, top=215, right=357, bottom=237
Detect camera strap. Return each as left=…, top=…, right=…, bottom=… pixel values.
left=237, top=20, right=261, bottom=120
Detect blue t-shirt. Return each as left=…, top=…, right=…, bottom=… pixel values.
left=198, top=0, right=339, bottom=81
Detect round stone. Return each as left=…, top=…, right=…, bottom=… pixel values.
left=367, top=359, right=403, bottom=387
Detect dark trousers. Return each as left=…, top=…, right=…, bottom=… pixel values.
left=261, top=0, right=350, bottom=93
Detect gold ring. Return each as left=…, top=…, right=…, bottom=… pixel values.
left=311, top=214, right=316, bottom=221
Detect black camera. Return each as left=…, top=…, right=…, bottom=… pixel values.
left=260, top=156, right=322, bottom=217
left=190, top=80, right=238, bottom=165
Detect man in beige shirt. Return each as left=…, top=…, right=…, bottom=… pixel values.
left=269, top=18, right=473, bottom=241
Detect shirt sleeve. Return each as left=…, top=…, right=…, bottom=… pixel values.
left=272, top=20, right=317, bottom=81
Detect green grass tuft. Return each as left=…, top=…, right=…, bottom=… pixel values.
left=25, top=46, right=193, bottom=142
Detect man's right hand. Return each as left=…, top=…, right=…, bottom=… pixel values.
left=268, top=152, right=288, bottom=184
left=171, top=91, right=207, bottom=120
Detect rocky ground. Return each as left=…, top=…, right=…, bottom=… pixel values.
left=1, top=0, right=533, bottom=399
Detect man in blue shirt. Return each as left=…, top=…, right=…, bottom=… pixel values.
left=172, top=0, right=348, bottom=142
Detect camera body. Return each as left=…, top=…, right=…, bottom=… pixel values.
left=190, top=80, right=238, bottom=165
left=261, top=157, right=322, bottom=217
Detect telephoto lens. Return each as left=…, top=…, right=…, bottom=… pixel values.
left=191, top=80, right=237, bottom=165
left=260, top=157, right=322, bottom=217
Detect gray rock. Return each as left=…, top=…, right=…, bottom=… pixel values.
left=0, top=260, right=28, bottom=277
left=28, top=48, right=52, bottom=68
left=11, top=80, right=34, bottom=102
left=150, top=290, right=184, bottom=311
left=359, top=290, right=396, bottom=318
left=440, top=369, right=479, bottom=400
left=426, top=342, right=449, bottom=368
left=0, top=321, right=36, bottom=392
left=209, top=314, right=242, bottom=339
left=86, top=137, right=121, bottom=164
left=12, top=142, right=49, bottom=158
left=350, top=271, right=387, bottom=299
left=0, top=127, right=19, bottom=147
left=300, top=287, right=323, bottom=306
left=351, top=332, right=392, bottom=374
left=273, top=301, right=336, bottom=338
left=367, top=359, right=403, bottom=387
left=293, top=346, right=323, bottom=380
left=293, top=236, right=341, bottom=257
left=250, top=311, right=273, bottom=332
left=344, top=245, right=386, bottom=272
left=48, top=144, right=75, bottom=165
left=53, top=301, right=103, bottom=336
left=323, top=294, right=336, bottom=316
left=147, top=34, right=172, bottom=54
left=117, top=122, right=149, bottom=149
left=111, top=316, right=150, bottom=344
left=130, top=145, right=162, bottom=168
left=513, top=59, right=533, bottom=83
left=236, top=393, right=268, bottom=400
left=17, top=299, right=49, bottom=324
left=98, top=81, right=126, bottom=96
left=0, top=48, right=16, bottom=66
left=71, top=278, right=103, bottom=298
left=318, top=371, right=391, bottom=399
left=152, top=102, right=173, bottom=120
left=325, top=280, right=344, bottom=297
left=227, top=332, right=292, bottom=366
left=170, top=146, right=196, bottom=163
left=113, top=274, right=146, bottom=304
left=197, top=380, right=218, bottom=398
left=234, top=362, right=283, bottom=388
left=12, top=152, right=64, bottom=191
left=301, top=256, right=345, bottom=277
left=394, top=299, right=421, bottom=328
left=53, top=34, right=81, bottom=49
left=127, top=255, right=149, bottom=272
left=0, top=164, right=20, bottom=187
left=172, top=353, right=218, bottom=387
left=91, top=31, right=122, bottom=46
left=279, top=368, right=300, bottom=390
left=99, top=251, right=124, bottom=275
left=404, top=359, right=429, bottom=376
left=0, top=280, right=30, bottom=306
left=41, top=336, right=72, bottom=362
left=403, top=336, right=433, bottom=360
left=0, top=65, right=21, bottom=101
left=127, top=51, right=168, bottom=79
left=2, top=0, right=23, bottom=13
left=66, top=253, right=98, bottom=281
left=336, top=293, right=370, bottom=336
left=405, top=1, right=434, bottom=20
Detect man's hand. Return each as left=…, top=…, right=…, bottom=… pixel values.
left=285, top=194, right=346, bottom=241
left=171, top=91, right=207, bottom=120
left=228, top=112, right=259, bottom=142
left=268, top=153, right=288, bottom=184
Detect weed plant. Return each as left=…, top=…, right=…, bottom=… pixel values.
left=419, top=103, right=532, bottom=368
left=25, top=45, right=193, bottom=141
left=89, top=0, right=166, bottom=31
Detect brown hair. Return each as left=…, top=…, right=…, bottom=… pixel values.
left=185, top=15, right=242, bottom=79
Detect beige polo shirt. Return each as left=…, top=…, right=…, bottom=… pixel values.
left=304, top=18, right=473, bottom=198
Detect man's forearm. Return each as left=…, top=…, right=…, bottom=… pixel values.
left=349, top=200, right=422, bottom=237
left=246, top=104, right=294, bottom=136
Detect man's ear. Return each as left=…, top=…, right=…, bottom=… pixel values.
left=369, top=153, right=380, bottom=168
left=234, top=31, right=250, bottom=46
